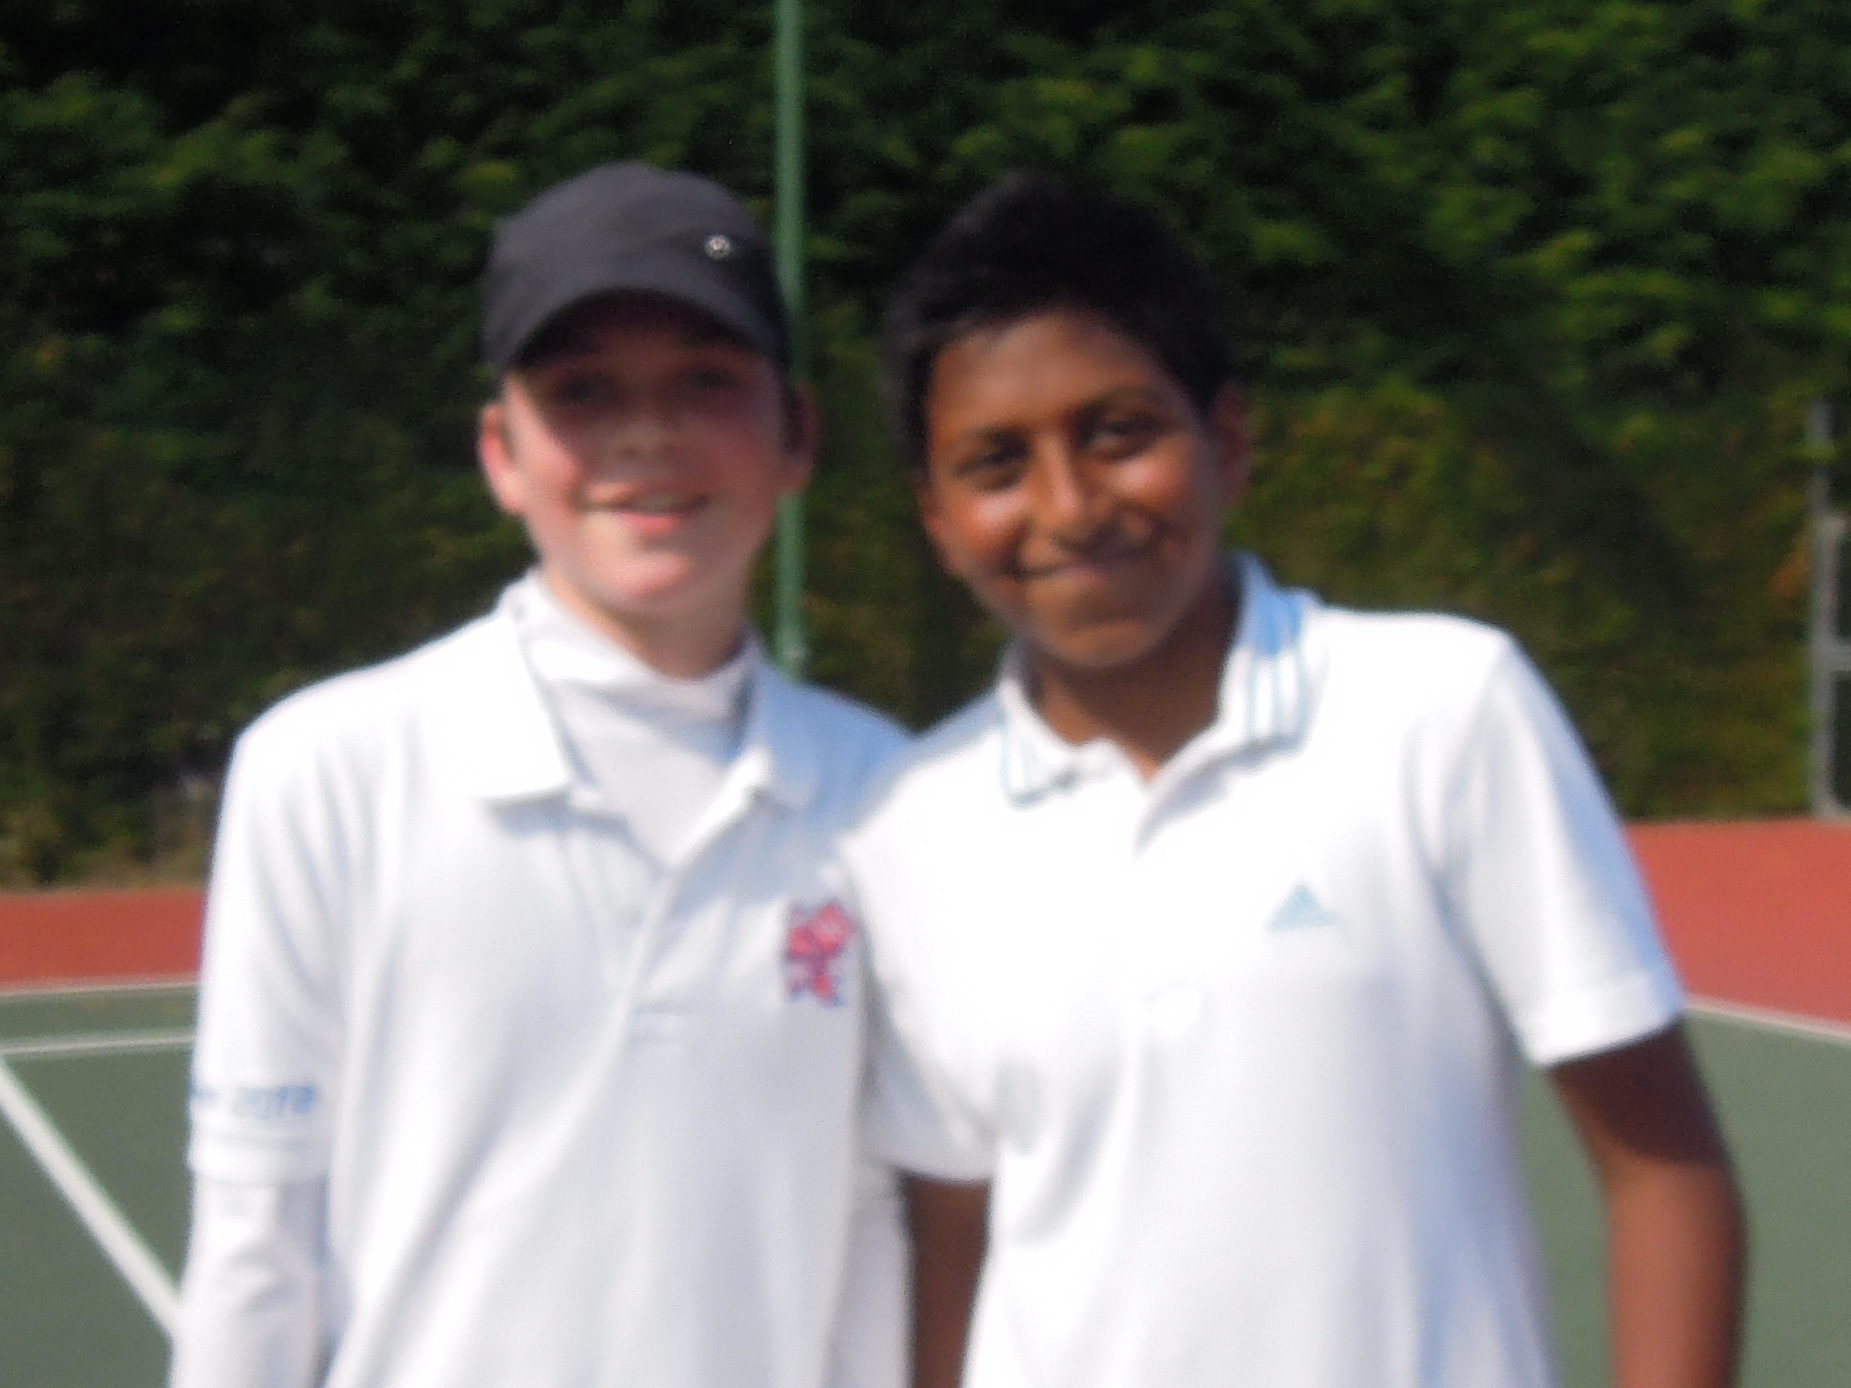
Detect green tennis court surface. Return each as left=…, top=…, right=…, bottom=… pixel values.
left=1, top=986, right=1846, bottom=1387
left=1529, top=1010, right=1851, bottom=1386
left=0, top=984, right=192, bottom=1388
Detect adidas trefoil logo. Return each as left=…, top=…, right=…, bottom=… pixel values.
left=1265, top=883, right=1341, bottom=932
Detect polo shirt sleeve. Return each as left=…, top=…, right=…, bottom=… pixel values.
left=862, top=973, right=997, bottom=1182
left=1442, top=640, right=1684, bottom=1068
left=170, top=1175, right=326, bottom=1388
left=188, top=713, right=350, bottom=1183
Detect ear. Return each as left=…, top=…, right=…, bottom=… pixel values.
left=780, top=382, right=821, bottom=495
left=477, top=395, right=528, bottom=518
left=1208, top=383, right=1252, bottom=511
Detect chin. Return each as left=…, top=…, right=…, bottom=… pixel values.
left=1030, top=623, right=1173, bottom=675
left=582, top=556, right=712, bottom=606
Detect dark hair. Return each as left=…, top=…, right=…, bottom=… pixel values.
left=881, top=170, right=1234, bottom=470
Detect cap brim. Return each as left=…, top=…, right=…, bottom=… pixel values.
left=491, top=253, right=785, bottom=372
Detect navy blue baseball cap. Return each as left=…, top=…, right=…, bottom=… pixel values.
left=482, top=162, right=791, bottom=374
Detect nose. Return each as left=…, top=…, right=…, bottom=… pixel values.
left=594, top=401, right=677, bottom=471
left=1028, top=439, right=1110, bottom=543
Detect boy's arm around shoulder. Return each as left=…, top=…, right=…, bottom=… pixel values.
left=781, top=675, right=913, bottom=820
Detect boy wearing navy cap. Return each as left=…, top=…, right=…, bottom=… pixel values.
left=172, top=164, right=907, bottom=1388
left=853, top=172, right=1745, bottom=1388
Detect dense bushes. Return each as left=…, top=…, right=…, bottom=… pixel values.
left=3, top=0, right=1848, bottom=880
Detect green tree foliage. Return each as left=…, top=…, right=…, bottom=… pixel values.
left=2, top=0, right=1847, bottom=878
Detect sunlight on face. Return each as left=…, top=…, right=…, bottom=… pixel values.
left=918, top=306, right=1246, bottom=677
left=478, top=295, right=812, bottom=675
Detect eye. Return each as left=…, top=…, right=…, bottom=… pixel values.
left=538, top=369, right=618, bottom=410
left=1085, top=409, right=1165, bottom=458
left=668, top=354, right=761, bottom=412
left=686, top=364, right=746, bottom=394
left=952, top=439, right=1029, bottom=491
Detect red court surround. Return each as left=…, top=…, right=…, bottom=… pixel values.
left=1628, top=819, right=1851, bottom=1028
left=0, top=886, right=203, bottom=988
left=1, top=824, right=1847, bottom=1026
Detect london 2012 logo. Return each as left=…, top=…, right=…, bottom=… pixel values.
left=784, top=900, right=856, bottom=1006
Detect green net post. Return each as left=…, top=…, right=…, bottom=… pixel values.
left=772, top=0, right=808, bottom=678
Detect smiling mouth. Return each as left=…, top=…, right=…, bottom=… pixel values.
left=609, top=492, right=705, bottom=517
left=1019, top=537, right=1154, bottom=581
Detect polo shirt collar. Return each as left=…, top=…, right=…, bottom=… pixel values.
left=995, top=552, right=1315, bottom=803
left=727, top=653, right=820, bottom=813
left=462, top=594, right=575, bottom=804
left=1188, top=551, right=1315, bottom=768
left=994, top=651, right=1123, bottom=801
left=465, top=587, right=816, bottom=813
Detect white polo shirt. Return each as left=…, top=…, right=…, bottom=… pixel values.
left=189, top=585, right=908, bottom=1388
left=852, top=555, right=1683, bottom=1388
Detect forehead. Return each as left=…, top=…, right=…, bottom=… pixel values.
left=926, top=308, right=1183, bottom=428
left=516, top=292, right=760, bottom=368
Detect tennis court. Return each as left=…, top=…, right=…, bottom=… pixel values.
left=0, top=981, right=191, bottom=1387
left=2, top=822, right=1848, bottom=1387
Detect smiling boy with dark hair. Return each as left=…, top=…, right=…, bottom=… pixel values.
left=853, top=171, right=1745, bottom=1388
left=171, top=162, right=907, bottom=1388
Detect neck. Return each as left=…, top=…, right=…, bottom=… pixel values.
left=538, top=568, right=746, bottom=680
left=1029, top=569, right=1239, bottom=779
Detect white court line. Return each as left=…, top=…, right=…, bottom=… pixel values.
left=0, top=1053, right=181, bottom=1337
left=0, top=976, right=195, bottom=1001
left=1690, top=997, right=1851, bottom=1048
left=0, top=1028, right=195, bottom=1061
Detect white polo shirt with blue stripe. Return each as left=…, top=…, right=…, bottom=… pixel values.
left=852, top=554, right=1683, bottom=1388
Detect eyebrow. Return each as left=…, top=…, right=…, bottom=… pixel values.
left=1073, top=388, right=1174, bottom=427
left=1082, top=384, right=1173, bottom=411
left=946, top=424, right=1025, bottom=456
left=941, top=384, right=1171, bottom=441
